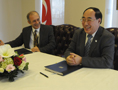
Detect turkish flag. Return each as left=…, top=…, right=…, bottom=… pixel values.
left=42, top=0, right=52, bottom=25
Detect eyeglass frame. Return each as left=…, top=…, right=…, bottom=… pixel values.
left=80, top=17, right=97, bottom=23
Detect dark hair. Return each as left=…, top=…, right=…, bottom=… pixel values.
left=83, top=7, right=102, bottom=24
left=27, top=11, right=39, bottom=22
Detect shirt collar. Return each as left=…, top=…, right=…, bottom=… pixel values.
left=86, top=30, right=97, bottom=38
left=32, top=27, right=40, bottom=33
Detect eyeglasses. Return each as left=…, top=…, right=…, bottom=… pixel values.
left=80, top=18, right=96, bottom=23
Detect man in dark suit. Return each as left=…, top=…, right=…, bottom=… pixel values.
left=0, top=11, right=55, bottom=54
left=64, top=7, right=115, bottom=68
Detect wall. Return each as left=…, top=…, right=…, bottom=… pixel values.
left=35, top=0, right=42, bottom=21
left=0, top=0, right=22, bottom=42
left=0, top=0, right=35, bottom=43
left=21, top=0, right=35, bottom=28
left=65, top=0, right=106, bottom=28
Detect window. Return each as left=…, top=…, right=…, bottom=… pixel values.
left=51, top=0, right=65, bottom=25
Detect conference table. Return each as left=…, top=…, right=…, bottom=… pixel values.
left=1, top=50, right=118, bottom=90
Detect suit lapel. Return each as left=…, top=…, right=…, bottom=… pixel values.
left=89, top=26, right=103, bottom=56
left=39, top=24, right=43, bottom=46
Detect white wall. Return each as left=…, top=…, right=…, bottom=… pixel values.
left=0, top=0, right=22, bottom=42
left=0, top=0, right=35, bottom=43
left=21, top=0, right=35, bottom=28
left=65, top=0, right=106, bottom=28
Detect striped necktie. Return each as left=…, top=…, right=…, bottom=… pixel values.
left=84, top=34, right=93, bottom=56
left=34, top=30, right=38, bottom=47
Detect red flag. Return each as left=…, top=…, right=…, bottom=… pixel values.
left=42, top=0, right=52, bottom=25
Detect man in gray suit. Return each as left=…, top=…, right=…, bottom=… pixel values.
left=0, top=11, right=55, bottom=54
left=64, top=7, right=115, bottom=68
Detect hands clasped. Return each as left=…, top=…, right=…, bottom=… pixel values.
left=66, top=53, right=82, bottom=66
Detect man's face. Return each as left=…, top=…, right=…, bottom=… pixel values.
left=28, top=12, right=40, bottom=29
left=82, top=9, right=101, bottom=34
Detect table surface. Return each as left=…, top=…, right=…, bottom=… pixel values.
left=1, top=52, right=118, bottom=90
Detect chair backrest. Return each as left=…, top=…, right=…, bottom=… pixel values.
left=51, top=24, right=80, bottom=56
left=106, top=27, right=118, bottom=70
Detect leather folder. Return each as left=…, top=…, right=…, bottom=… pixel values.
left=15, top=48, right=32, bottom=55
left=45, top=61, right=82, bottom=76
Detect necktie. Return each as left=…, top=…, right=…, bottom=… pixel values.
left=84, top=34, right=93, bottom=56
left=34, top=30, right=38, bottom=47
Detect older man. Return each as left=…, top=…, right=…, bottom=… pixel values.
left=0, top=11, right=55, bottom=54
left=65, top=7, right=115, bottom=68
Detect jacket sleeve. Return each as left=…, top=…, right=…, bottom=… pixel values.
left=64, top=30, right=80, bottom=58
left=39, top=25, right=56, bottom=54
left=5, top=31, right=24, bottom=47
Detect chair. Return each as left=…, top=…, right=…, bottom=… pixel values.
left=106, top=27, right=118, bottom=70
left=51, top=24, right=80, bottom=57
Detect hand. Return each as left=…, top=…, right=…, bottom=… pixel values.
left=66, top=55, right=76, bottom=66
left=0, top=40, right=4, bottom=46
left=31, top=46, right=40, bottom=52
left=66, top=53, right=82, bottom=66
left=70, top=53, right=82, bottom=65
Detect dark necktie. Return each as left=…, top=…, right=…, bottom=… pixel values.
left=84, top=34, right=93, bottom=56
left=34, top=30, right=38, bottom=47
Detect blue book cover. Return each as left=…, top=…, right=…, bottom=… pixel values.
left=45, top=61, right=81, bottom=76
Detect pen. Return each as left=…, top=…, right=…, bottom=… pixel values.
left=40, top=72, right=48, bottom=78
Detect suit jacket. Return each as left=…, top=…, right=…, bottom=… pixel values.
left=64, top=26, right=115, bottom=68
left=6, top=24, right=56, bottom=54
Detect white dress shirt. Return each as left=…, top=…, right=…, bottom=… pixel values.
left=29, top=27, right=40, bottom=49
left=85, top=31, right=97, bottom=46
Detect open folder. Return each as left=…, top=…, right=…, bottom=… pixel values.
left=45, top=61, right=82, bottom=76
left=15, top=48, right=32, bottom=55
